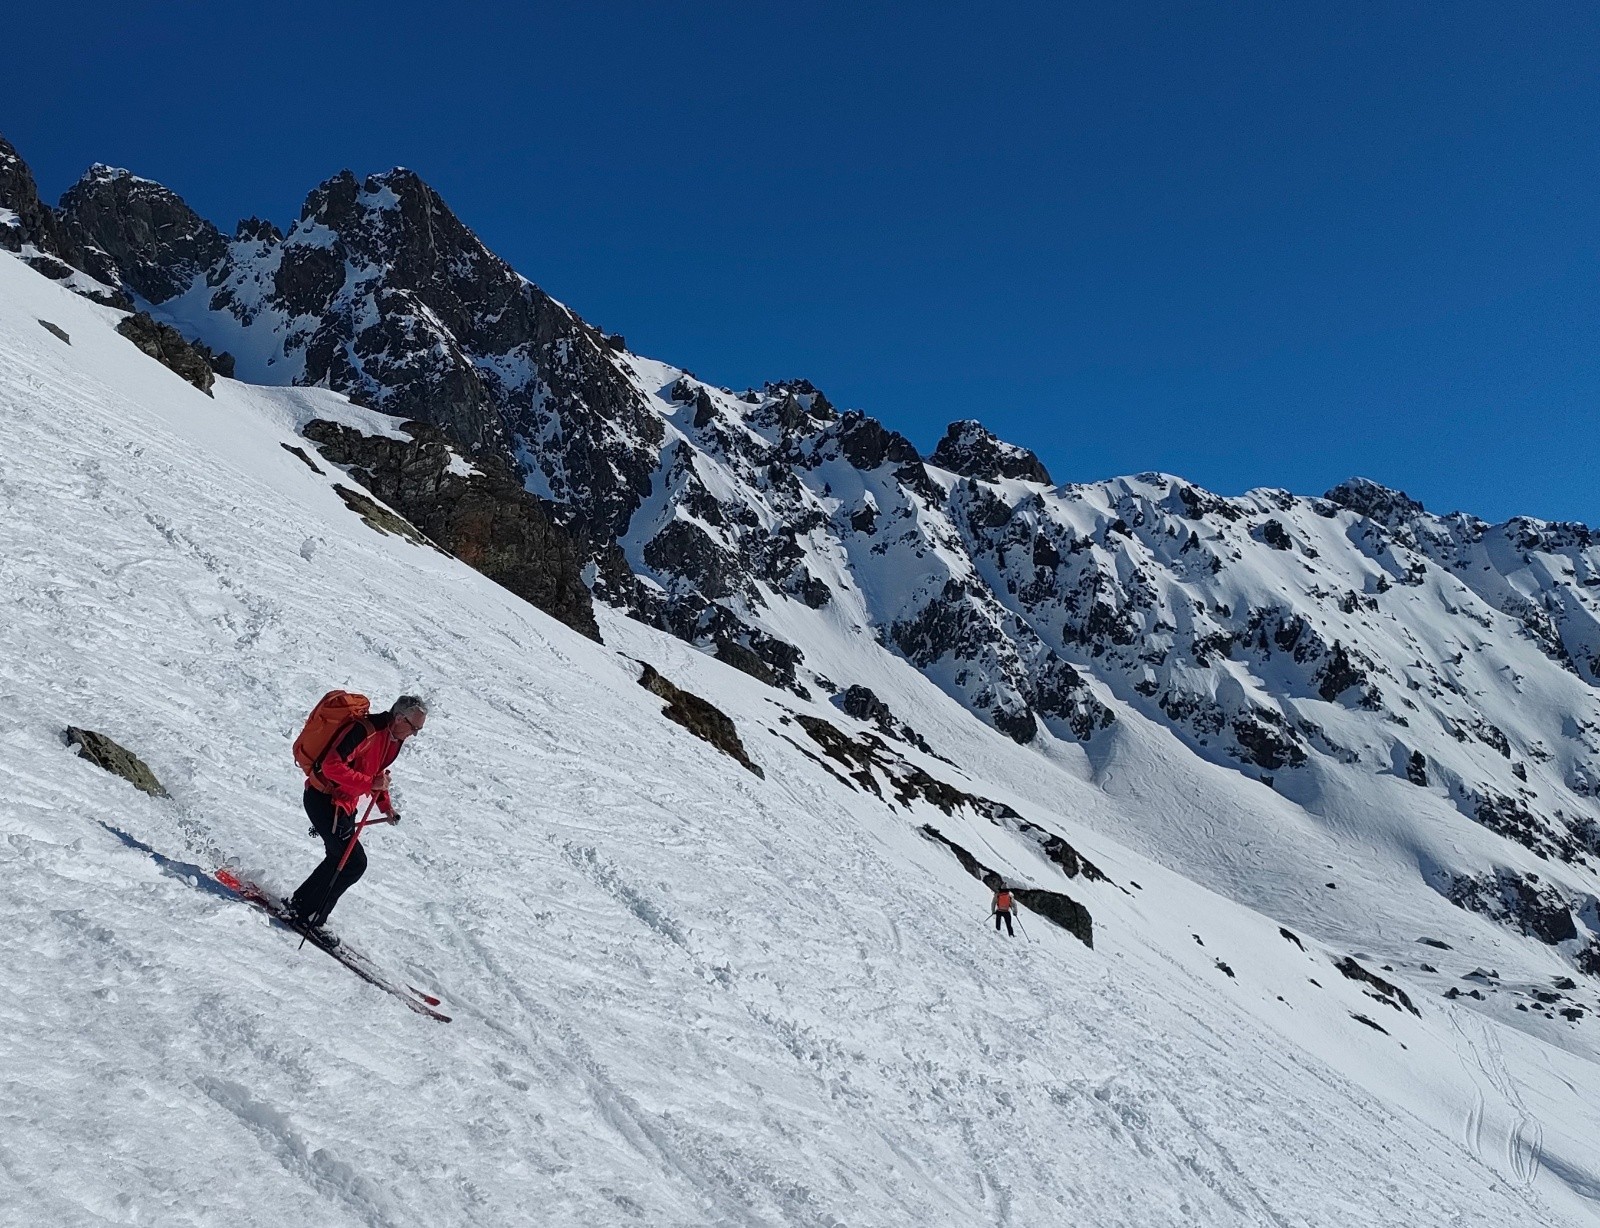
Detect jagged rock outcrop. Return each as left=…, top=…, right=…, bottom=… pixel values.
left=328, top=484, right=436, bottom=548
left=302, top=419, right=599, bottom=640
left=638, top=663, right=762, bottom=776
left=1334, top=957, right=1420, bottom=1016
left=836, top=684, right=932, bottom=753
left=1445, top=869, right=1578, bottom=946
left=60, top=165, right=228, bottom=304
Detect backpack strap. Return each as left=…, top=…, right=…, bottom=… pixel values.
left=310, top=716, right=374, bottom=793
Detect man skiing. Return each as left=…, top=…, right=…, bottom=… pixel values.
left=991, top=884, right=1016, bottom=937
left=286, top=694, right=428, bottom=938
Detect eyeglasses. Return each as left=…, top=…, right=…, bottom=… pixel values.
left=396, top=713, right=425, bottom=736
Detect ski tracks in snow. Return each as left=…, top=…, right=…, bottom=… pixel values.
left=1449, top=1011, right=1544, bottom=1191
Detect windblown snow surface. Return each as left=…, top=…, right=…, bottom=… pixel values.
left=3, top=250, right=1598, bottom=1226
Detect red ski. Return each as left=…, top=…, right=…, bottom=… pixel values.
left=215, top=868, right=451, bottom=1023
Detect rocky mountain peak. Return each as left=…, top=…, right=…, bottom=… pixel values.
left=298, top=168, right=359, bottom=222
left=0, top=135, right=125, bottom=298
left=931, top=419, right=1052, bottom=484
left=0, top=135, right=54, bottom=241
left=1324, top=477, right=1425, bottom=526
left=59, top=163, right=226, bottom=303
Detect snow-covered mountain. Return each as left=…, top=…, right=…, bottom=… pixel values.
left=5, top=132, right=1600, bottom=1223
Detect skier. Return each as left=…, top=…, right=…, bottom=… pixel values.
left=286, top=694, right=428, bottom=939
left=991, top=884, right=1016, bottom=937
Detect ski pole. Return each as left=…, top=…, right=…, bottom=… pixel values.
left=301, top=797, right=377, bottom=948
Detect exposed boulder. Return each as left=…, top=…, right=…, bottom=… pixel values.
left=713, top=639, right=776, bottom=685
left=303, top=419, right=599, bottom=640
left=115, top=312, right=216, bottom=394
left=1259, top=519, right=1293, bottom=550
left=638, top=663, right=762, bottom=777
left=65, top=727, right=168, bottom=797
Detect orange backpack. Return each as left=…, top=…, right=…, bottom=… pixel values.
left=293, top=690, right=370, bottom=785
left=995, top=890, right=1013, bottom=912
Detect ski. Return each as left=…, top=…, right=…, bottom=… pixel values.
left=214, top=868, right=452, bottom=1023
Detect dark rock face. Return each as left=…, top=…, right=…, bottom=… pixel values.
left=57, top=159, right=666, bottom=526
left=838, top=411, right=920, bottom=471
left=644, top=521, right=744, bottom=601
left=1259, top=519, right=1293, bottom=550
left=303, top=419, right=599, bottom=640
left=234, top=216, right=282, bottom=243
left=115, top=312, right=216, bottom=395
left=637, top=662, right=762, bottom=776
left=59, top=164, right=227, bottom=303
left=1445, top=869, right=1577, bottom=946
left=1230, top=709, right=1307, bottom=771
left=890, top=579, right=1112, bottom=744
left=932, top=420, right=1052, bottom=484
left=66, top=727, right=168, bottom=797
left=0, top=136, right=80, bottom=263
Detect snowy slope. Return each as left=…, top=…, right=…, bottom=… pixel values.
left=40, top=148, right=1600, bottom=1010
left=4, top=256, right=1600, bottom=1225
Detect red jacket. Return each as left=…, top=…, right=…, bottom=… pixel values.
left=313, top=713, right=400, bottom=814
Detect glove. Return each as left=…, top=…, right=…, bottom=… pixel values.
left=387, top=811, right=402, bottom=826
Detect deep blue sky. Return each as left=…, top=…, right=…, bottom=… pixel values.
left=6, top=2, right=1597, bottom=523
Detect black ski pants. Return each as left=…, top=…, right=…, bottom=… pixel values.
left=290, top=786, right=367, bottom=924
left=994, top=909, right=1014, bottom=936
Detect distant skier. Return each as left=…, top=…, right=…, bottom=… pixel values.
left=991, top=885, right=1016, bottom=937
left=285, top=692, right=428, bottom=939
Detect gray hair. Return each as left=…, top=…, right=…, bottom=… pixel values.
left=391, top=695, right=429, bottom=718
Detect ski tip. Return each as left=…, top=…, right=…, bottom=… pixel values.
left=407, top=986, right=443, bottom=1006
